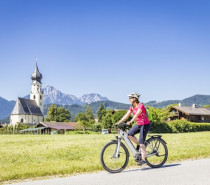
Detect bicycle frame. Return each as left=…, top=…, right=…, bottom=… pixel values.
left=114, top=129, right=159, bottom=158
left=114, top=129, right=138, bottom=158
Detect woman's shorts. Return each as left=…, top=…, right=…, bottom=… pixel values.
left=128, top=124, right=151, bottom=144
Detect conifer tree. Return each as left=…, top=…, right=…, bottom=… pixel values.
left=97, top=103, right=106, bottom=122
left=86, top=106, right=95, bottom=120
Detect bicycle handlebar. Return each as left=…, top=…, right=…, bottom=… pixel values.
left=115, top=122, right=128, bottom=131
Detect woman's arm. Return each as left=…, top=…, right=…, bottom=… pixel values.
left=117, top=110, right=132, bottom=124
left=127, top=109, right=142, bottom=125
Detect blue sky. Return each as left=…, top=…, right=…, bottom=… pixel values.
left=0, top=0, right=209, bottom=104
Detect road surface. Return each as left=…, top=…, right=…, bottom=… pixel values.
left=6, top=158, right=210, bottom=185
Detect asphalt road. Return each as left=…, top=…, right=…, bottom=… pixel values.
left=7, top=159, right=210, bottom=185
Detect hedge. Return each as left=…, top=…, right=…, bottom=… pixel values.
left=150, top=120, right=210, bottom=133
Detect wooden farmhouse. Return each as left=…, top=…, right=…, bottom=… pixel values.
left=170, top=104, right=210, bottom=123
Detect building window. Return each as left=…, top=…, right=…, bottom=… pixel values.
left=34, top=95, right=36, bottom=99
left=20, top=119, right=23, bottom=123
left=40, top=95, right=42, bottom=99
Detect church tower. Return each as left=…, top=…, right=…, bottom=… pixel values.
left=30, top=63, right=43, bottom=113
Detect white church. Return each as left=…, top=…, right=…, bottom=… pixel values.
left=10, top=63, right=44, bottom=126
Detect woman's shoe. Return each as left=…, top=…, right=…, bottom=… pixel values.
left=137, top=160, right=147, bottom=166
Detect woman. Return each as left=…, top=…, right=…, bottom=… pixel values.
left=116, top=92, right=151, bottom=165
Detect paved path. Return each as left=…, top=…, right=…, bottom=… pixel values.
left=7, top=159, right=210, bottom=185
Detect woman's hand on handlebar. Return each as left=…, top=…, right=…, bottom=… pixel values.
left=114, top=123, right=119, bottom=127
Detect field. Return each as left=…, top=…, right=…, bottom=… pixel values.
left=0, top=132, right=210, bottom=183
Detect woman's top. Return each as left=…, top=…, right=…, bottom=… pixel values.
left=129, top=103, right=150, bottom=125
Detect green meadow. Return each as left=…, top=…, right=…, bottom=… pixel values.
left=0, top=132, right=210, bottom=183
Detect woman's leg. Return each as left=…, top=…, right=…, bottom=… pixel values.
left=139, top=124, right=151, bottom=161
left=128, top=124, right=140, bottom=146
left=128, top=135, right=139, bottom=145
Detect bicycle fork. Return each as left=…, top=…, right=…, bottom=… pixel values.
left=113, top=138, right=121, bottom=158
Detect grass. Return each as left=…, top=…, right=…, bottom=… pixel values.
left=0, top=132, right=210, bottom=183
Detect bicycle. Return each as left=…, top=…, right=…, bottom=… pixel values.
left=100, top=123, right=168, bottom=173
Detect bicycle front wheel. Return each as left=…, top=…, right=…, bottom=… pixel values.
left=100, top=140, right=129, bottom=173
left=145, top=137, right=168, bottom=168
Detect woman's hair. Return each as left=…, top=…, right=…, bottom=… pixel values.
left=133, top=98, right=139, bottom=103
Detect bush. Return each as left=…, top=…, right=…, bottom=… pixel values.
left=150, top=120, right=210, bottom=133
left=150, top=122, right=172, bottom=133
left=91, top=122, right=103, bottom=132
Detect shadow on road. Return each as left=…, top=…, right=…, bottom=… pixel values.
left=122, top=163, right=181, bottom=173
left=141, top=163, right=181, bottom=171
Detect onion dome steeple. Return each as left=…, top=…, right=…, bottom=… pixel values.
left=31, top=62, right=42, bottom=83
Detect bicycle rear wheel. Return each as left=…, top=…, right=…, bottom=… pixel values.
left=145, top=137, right=168, bottom=168
left=100, top=140, right=129, bottom=173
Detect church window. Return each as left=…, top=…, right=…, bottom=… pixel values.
left=40, top=95, right=42, bottom=99
left=34, top=95, right=36, bottom=99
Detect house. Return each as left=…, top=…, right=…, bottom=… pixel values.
left=35, top=122, right=84, bottom=134
left=170, top=104, right=210, bottom=122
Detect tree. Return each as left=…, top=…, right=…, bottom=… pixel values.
left=74, top=112, right=89, bottom=129
left=45, top=104, right=71, bottom=122
left=86, top=106, right=95, bottom=120
left=149, top=107, right=168, bottom=123
left=166, top=104, right=178, bottom=112
left=112, top=110, right=128, bottom=124
left=74, top=112, right=88, bottom=122
left=45, top=104, right=58, bottom=122
left=101, top=113, right=113, bottom=129
left=57, top=107, right=71, bottom=122
left=97, top=103, right=106, bottom=122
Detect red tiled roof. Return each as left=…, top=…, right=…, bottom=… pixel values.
left=36, top=122, right=84, bottom=130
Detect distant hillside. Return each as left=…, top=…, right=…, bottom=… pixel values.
left=181, top=95, right=210, bottom=106
left=145, top=95, right=210, bottom=108
left=0, top=97, right=15, bottom=120
left=145, top=100, right=180, bottom=108
left=44, top=100, right=130, bottom=121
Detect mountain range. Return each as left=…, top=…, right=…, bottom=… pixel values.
left=0, top=85, right=210, bottom=122
left=25, top=86, right=109, bottom=105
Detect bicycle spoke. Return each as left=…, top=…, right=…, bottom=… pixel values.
left=157, top=154, right=166, bottom=157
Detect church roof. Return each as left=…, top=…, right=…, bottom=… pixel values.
left=31, top=63, right=42, bottom=83
left=11, top=98, right=43, bottom=116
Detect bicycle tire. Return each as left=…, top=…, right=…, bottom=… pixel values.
left=100, top=140, right=129, bottom=173
left=145, top=137, right=168, bottom=168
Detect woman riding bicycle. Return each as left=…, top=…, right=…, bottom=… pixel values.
left=116, top=92, right=151, bottom=165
